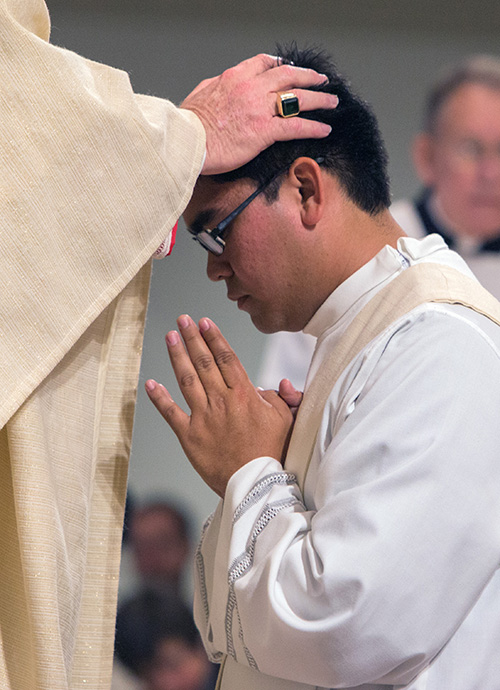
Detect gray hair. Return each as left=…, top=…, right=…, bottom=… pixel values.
left=424, top=55, right=500, bottom=133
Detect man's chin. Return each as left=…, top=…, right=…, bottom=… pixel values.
left=248, top=313, right=274, bottom=334
left=247, top=307, right=290, bottom=335
left=243, top=306, right=276, bottom=334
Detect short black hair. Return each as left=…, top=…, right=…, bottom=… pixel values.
left=214, top=44, right=391, bottom=215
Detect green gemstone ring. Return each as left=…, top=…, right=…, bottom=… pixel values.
left=277, top=91, right=300, bottom=118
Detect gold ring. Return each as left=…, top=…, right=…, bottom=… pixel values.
left=276, top=91, right=300, bottom=118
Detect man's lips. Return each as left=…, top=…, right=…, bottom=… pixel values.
left=228, top=293, right=249, bottom=309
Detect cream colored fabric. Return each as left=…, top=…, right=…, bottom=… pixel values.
left=0, top=2, right=205, bottom=688
left=286, top=262, right=500, bottom=491
left=4, top=0, right=50, bottom=40
left=0, top=0, right=205, bottom=426
left=0, top=264, right=150, bottom=689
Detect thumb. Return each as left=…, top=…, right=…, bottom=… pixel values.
left=278, top=378, right=303, bottom=410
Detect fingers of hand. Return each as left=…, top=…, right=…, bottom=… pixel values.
left=230, top=53, right=280, bottom=77
left=145, top=379, right=189, bottom=434
left=177, top=315, right=232, bottom=392
left=272, top=89, right=337, bottom=133
left=166, top=322, right=213, bottom=409
left=284, top=88, right=339, bottom=115
left=265, top=63, right=329, bottom=90
left=273, top=114, right=332, bottom=140
left=220, top=59, right=337, bottom=117
left=172, top=315, right=248, bottom=401
left=225, top=54, right=330, bottom=83
left=278, top=378, right=304, bottom=409
left=255, top=387, right=294, bottom=421
left=198, top=317, right=251, bottom=389
left=256, top=387, right=284, bottom=410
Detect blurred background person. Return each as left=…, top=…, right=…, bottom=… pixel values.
left=393, top=54, right=500, bottom=293
left=258, top=53, right=500, bottom=391
left=113, top=588, right=218, bottom=690
left=130, top=499, right=192, bottom=599
left=119, top=497, right=194, bottom=604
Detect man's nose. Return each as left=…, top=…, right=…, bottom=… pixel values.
left=206, top=252, right=233, bottom=282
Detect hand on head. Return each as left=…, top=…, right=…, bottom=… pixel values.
left=181, top=53, right=339, bottom=175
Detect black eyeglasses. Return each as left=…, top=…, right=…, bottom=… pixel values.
left=188, top=157, right=324, bottom=256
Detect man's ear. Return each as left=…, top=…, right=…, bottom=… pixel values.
left=412, top=133, right=437, bottom=187
left=288, top=157, right=325, bottom=227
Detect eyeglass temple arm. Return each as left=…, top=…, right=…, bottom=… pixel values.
left=214, top=181, right=274, bottom=236
left=214, top=157, right=324, bottom=237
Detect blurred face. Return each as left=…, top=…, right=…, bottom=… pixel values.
left=184, top=176, right=319, bottom=334
left=417, top=83, right=500, bottom=238
left=130, top=510, right=188, bottom=588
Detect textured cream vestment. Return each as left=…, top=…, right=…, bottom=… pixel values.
left=0, top=1, right=205, bottom=688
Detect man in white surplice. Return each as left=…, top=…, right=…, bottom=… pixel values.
left=147, top=46, right=500, bottom=690
left=258, top=54, right=500, bottom=394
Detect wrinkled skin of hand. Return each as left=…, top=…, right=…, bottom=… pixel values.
left=181, top=53, right=338, bottom=175
left=146, top=315, right=295, bottom=498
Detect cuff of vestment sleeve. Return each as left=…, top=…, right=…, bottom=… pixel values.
left=223, top=456, right=286, bottom=507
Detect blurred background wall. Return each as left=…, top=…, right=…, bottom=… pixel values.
left=47, top=0, right=500, bottom=531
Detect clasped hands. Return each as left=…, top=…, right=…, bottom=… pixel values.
left=146, top=315, right=302, bottom=498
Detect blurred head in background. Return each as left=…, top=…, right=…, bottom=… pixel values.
left=413, top=55, right=500, bottom=239
left=128, top=499, right=192, bottom=595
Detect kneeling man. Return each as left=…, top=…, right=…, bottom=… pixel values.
left=146, top=46, right=500, bottom=690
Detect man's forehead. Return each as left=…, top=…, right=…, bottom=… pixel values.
left=437, top=83, right=500, bottom=131
left=183, top=176, right=249, bottom=228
